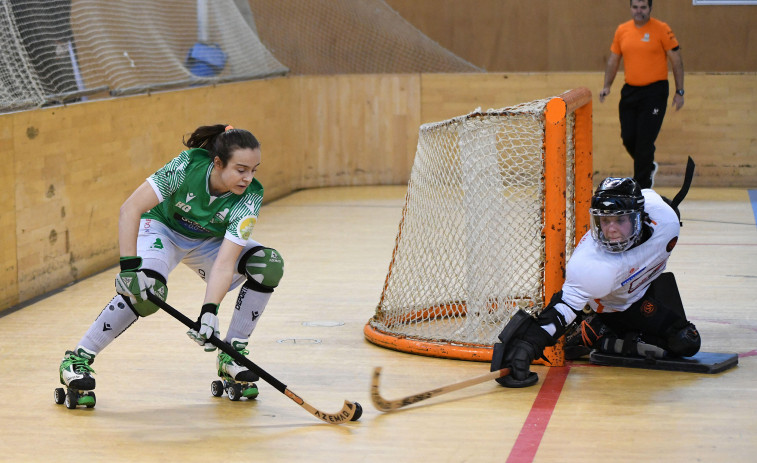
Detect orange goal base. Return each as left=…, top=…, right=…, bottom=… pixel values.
left=364, top=323, right=564, bottom=366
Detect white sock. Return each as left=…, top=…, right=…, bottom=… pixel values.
left=224, top=283, right=271, bottom=343
left=77, top=295, right=138, bottom=354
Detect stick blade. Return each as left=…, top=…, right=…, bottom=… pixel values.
left=370, top=367, right=396, bottom=412
left=370, top=366, right=510, bottom=412
left=286, top=389, right=361, bottom=424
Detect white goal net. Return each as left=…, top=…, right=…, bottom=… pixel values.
left=365, top=90, right=593, bottom=364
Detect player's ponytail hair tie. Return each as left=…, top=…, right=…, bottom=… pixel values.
left=224, top=125, right=234, bottom=132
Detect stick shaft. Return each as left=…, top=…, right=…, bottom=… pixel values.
left=371, top=366, right=510, bottom=411
left=147, top=291, right=357, bottom=424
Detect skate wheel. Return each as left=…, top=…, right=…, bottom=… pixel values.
left=64, top=389, right=78, bottom=409
left=54, top=387, right=65, bottom=405
left=227, top=383, right=242, bottom=401
left=242, top=383, right=259, bottom=400
left=81, top=391, right=96, bottom=408
left=211, top=380, right=224, bottom=397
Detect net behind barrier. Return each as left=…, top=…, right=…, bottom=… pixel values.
left=70, top=0, right=288, bottom=97
left=1, top=1, right=60, bottom=111
left=1, top=0, right=479, bottom=113
left=365, top=91, right=592, bottom=364
left=1, top=0, right=287, bottom=112
left=247, top=0, right=482, bottom=75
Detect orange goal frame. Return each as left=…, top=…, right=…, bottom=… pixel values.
left=364, top=88, right=593, bottom=367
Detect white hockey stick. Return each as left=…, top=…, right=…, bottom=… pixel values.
left=370, top=366, right=511, bottom=412
left=147, top=291, right=362, bottom=424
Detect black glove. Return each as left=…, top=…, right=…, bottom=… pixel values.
left=491, top=310, right=553, bottom=388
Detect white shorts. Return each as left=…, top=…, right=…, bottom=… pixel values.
left=137, top=218, right=262, bottom=292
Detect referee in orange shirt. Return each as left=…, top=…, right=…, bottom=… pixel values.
left=599, top=0, right=684, bottom=188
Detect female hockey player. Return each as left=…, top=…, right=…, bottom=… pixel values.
left=490, top=176, right=701, bottom=387
left=57, top=124, right=284, bottom=406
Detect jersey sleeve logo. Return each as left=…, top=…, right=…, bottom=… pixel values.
left=237, top=216, right=257, bottom=240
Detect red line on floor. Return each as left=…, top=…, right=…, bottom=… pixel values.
left=506, top=366, right=571, bottom=463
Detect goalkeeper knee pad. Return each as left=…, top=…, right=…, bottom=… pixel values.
left=238, top=246, right=284, bottom=293
left=666, top=322, right=701, bottom=358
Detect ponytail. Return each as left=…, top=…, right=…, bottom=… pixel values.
left=183, top=124, right=260, bottom=166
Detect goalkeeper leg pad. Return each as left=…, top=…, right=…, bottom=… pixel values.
left=238, top=246, right=284, bottom=293
left=590, top=351, right=737, bottom=374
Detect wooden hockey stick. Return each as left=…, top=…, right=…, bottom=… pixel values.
left=371, top=366, right=511, bottom=412
left=147, top=291, right=362, bottom=424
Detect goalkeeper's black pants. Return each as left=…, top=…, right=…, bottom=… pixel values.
left=596, top=273, right=695, bottom=353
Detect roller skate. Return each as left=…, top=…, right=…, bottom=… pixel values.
left=211, top=338, right=259, bottom=401
left=564, top=312, right=610, bottom=360
left=54, top=346, right=97, bottom=409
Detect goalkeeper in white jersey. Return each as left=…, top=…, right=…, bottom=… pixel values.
left=58, top=124, right=284, bottom=402
left=490, top=176, right=700, bottom=387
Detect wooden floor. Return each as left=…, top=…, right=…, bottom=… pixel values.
left=1, top=185, right=755, bottom=463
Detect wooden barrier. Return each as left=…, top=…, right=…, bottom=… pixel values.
left=385, top=0, right=757, bottom=73
left=2, top=72, right=756, bottom=311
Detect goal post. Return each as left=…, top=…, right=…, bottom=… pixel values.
left=364, top=88, right=593, bottom=367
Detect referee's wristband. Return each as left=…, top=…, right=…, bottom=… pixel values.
left=675, top=89, right=684, bottom=96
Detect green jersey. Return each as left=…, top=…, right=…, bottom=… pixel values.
left=144, top=148, right=264, bottom=245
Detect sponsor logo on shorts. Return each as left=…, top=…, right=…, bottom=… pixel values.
left=641, top=300, right=656, bottom=317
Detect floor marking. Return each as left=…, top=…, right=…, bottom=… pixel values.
left=301, top=321, right=345, bottom=327
left=276, top=338, right=322, bottom=344
left=506, top=366, right=571, bottom=463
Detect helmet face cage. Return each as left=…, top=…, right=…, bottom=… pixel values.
left=590, top=209, right=642, bottom=252
left=590, top=177, right=645, bottom=253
